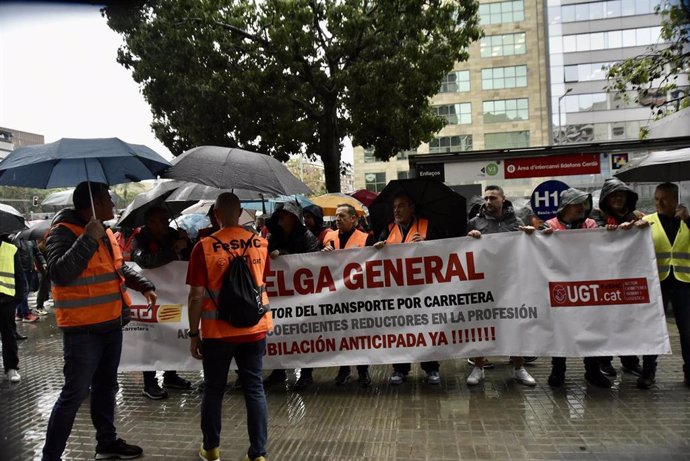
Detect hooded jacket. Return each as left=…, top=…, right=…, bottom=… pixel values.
left=546, top=188, right=598, bottom=230
left=597, top=178, right=643, bottom=226
left=467, top=200, right=524, bottom=234
left=303, top=204, right=329, bottom=246
left=267, top=201, right=320, bottom=255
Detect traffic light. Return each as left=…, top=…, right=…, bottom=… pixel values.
left=32, top=196, right=39, bottom=207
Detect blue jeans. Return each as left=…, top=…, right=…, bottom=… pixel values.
left=201, top=338, right=267, bottom=459
left=42, top=329, right=122, bottom=461
left=15, top=271, right=31, bottom=317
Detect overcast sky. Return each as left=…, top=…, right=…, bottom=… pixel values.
left=0, top=2, right=353, bottom=163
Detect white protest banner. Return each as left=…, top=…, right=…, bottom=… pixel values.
left=120, top=228, right=670, bottom=371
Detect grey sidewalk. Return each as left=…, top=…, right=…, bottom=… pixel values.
left=2, top=305, right=689, bottom=461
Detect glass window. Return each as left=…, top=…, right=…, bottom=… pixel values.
left=482, top=65, right=528, bottom=90
left=607, top=30, right=622, bottom=48
left=397, top=171, right=409, bottom=180
left=589, top=2, right=606, bottom=20
left=565, top=65, right=578, bottom=83
left=363, top=148, right=376, bottom=163
left=429, top=135, right=473, bottom=153
left=481, top=33, right=527, bottom=57
left=622, top=0, right=636, bottom=16
left=576, top=33, right=590, bottom=51
left=434, top=103, right=472, bottom=125
left=479, top=0, right=525, bottom=25
left=607, top=0, right=621, bottom=18
left=563, top=35, right=576, bottom=52
left=623, top=29, right=636, bottom=45
left=483, top=98, right=529, bottom=123
left=562, top=5, right=575, bottom=22
left=364, top=172, right=386, bottom=193
left=590, top=32, right=605, bottom=50
left=440, top=71, right=470, bottom=93
left=636, top=27, right=651, bottom=44
left=484, top=131, right=530, bottom=149
left=575, top=3, right=589, bottom=21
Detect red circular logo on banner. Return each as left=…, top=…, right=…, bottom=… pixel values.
left=553, top=285, right=567, bottom=304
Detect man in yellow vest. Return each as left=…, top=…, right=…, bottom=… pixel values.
left=187, top=192, right=272, bottom=461
left=323, top=203, right=375, bottom=387
left=639, top=182, right=690, bottom=389
left=42, top=181, right=157, bottom=461
left=374, top=192, right=441, bottom=385
left=0, top=233, right=25, bottom=383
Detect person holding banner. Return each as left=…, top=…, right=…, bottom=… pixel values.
left=541, top=187, right=612, bottom=388
left=374, top=192, right=442, bottom=386
left=323, top=203, right=376, bottom=387
left=42, top=181, right=157, bottom=461
left=466, top=185, right=536, bottom=387
left=263, top=201, right=320, bottom=390
left=131, top=206, right=193, bottom=399
left=186, top=192, right=271, bottom=461
left=639, top=182, right=690, bottom=390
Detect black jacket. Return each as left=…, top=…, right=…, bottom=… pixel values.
left=267, top=202, right=320, bottom=255
left=467, top=201, right=524, bottom=235
left=596, top=178, right=642, bottom=225
left=46, top=209, right=155, bottom=333
left=131, top=226, right=192, bottom=268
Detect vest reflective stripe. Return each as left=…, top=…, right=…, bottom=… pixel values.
left=0, top=243, right=17, bottom=297
left=644, top=213, right=690, bottom=282
left=386, top=218, right=429, bottom=244
left=51, top=223, right=132, bottom=328
left=200, top=227, right=272, bottom=339
left=323, top=229, right=368, bottom=249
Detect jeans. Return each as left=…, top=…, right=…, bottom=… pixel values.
left=0, top=301, right=19, bottom=372
left=42, top=329, right=122, bottom=461
left=551, top=356, right=601, bottom=374
left=642, top=279, right=690, bottom=375
left=15, top=271, right=31, bottom=317
left=393, top=361, right=439, bottom=374
left=201, top=338, right=267, bottom=459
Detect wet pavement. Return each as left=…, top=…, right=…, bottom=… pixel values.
left=2, top=299, right=690, bottom=461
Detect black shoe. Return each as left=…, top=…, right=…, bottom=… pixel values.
left=584, top=371, right=612, bottom=388
left=621, top=363, right=643, bottom=377
left=600, top=363, right=617, bottom=377
left=142, top=383, right=168, bottom=400
left=293, top=374, right=313, bottom=390
left=637, top=374, right=655, bottom=390
left=334, top=367, right=351, bottom=386
left=523, top=356, right=538, bottom=363
left=95, top=438, right=143, bottom=460
left=14, top=332, right=27, bottom=340
left=263, top=370, right=287, bottom=387
left=358, top=371, right=372, bottom=388
left=163, top=374, right=192, bottom=389
left=548, top=369, right=565, bottom=387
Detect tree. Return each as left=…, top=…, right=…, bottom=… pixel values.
left=606, top=0, right=690, bottom=136
left=104, top=0, right=481, bottom=192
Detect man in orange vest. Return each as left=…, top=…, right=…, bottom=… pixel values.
left=374, top=192, right=441, bottom=386
left=42, top=181, right=157, bottom=461
left=187, top=192, right=272, bottom=461
left=323, top=203, right=375, bottom=387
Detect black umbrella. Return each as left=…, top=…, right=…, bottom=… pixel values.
left=15, top=219, right=51, bottom=241
left=117, top=181, right=195, bottom=229
left=165, top=181, right=264, bottom=202
left=0, top=203, right=27, bottom=236
left=368, top=179, right=467, bottom=240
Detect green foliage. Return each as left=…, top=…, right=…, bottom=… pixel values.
left=606, top=1, right=690, bottom=126
left=103, top=0, right=482, bottom=192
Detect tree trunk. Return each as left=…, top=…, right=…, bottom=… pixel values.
left=319, top=103, right=342, bottom=193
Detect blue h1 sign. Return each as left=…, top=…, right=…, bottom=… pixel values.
left=530, top=180, right=570, bottom=221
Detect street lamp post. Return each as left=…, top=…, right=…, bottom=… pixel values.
left=557, top=87, right=573, bottom=144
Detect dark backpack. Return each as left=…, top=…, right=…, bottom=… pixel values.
left=208, top=235, right=267, bottom=328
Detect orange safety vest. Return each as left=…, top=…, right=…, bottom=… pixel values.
left=199, top=227, right=273, bottom=339
left=323, top=229, right=369, bottom=249
left=386, top=218, right=429, bottom=244
left=51, top=223, right=132, bottom=329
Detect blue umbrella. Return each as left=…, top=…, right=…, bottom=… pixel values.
left=0, top=138, right=171, bottom=188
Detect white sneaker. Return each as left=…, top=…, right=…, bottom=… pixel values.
left=6, top=369, right=20, bottom=383
left=389, top=371, right=405, bottom=385
left=513, top=366, right=536, bottom=386
left=466, top=367, right=484, bottom=385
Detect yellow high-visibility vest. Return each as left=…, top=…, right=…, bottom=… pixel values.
left=0, top=242, right=18, bottom=297
left=643, top=212, right=690, bottom=282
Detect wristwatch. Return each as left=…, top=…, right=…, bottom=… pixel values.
left=188, top=330, right=200, bottom=338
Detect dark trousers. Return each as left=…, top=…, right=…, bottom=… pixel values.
left=0, top=301, right=19, bottom=372
left=36, top=272, right=50, bottom=309
left=551, top=356, right=600, bottom=374
left=642, top=280, right=690, bottom=375
left=42, top=329, right=122, bottom=461
left=143, top=370, right=177, bottom=385
left=15, top=271, right=31, bottom=317
left=599, top=355, right=640, bottom=368
left=393, top=361, right=440, bottom=374
left=338, top=365, right=369, bottom=375
left=201, top=338, right=267, bottom=459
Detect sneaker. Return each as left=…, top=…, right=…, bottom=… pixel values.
left=426, top=370, right=441, bottom=385
left=621, top=363, right=643, bottom=377
left=199, top=445, right=220, bottom=461
left=95, top=438, right=143, bottom=460
left=548, top=369, right=565, bottom=387
left=467, top=358, right=495, bottom=369
left=263, top=370, right=287, bottom=387
left=513, top=367, right=536, bottom=386
left=242, top=456, right=266, bottom=461
left=389, top=371, right=405, bottom=385
left=523, top=356, right=538, bottom=363
left=22, top=313, right=39, bottom=323
left=6, top=369, right=20, bottom=383
left=163, top=374, right=192, bottom=389
left=358, top=371, right=372, bottom=388
left=334, top=367, right=351, bottom=386
left=584, top=371, right=612, bottom=388
left=636, top=374, right=655, bottom=390
left=14, top=331, right=27, bottom=340
left=142, top=383, right=168, bottom=400
left=293, top=374, right=313, bottom=390
left=466, top=367, right=484, bottom=386
left=35, top=308, right=48, bottom=316
left=600, top=363, right=617, bottom=377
